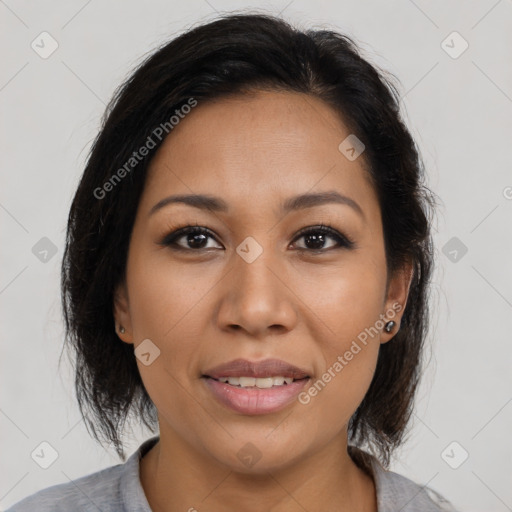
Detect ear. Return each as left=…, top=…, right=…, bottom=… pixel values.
left=381, top=259, right=414, bottom=344
left=113, top=280, right=134, bottom=345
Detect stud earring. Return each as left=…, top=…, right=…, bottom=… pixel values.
left=384, top=321, right=396, bottom=333
left=119, top=325, right=125, bottom=334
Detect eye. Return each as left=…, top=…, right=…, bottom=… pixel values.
left=290, top=223, right=355, bottom=252
left=160, top=225, right=222, bottom=251
left=160, top=222, right=355, bottom=253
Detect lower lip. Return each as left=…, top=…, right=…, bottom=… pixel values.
left=203, top=377, right=310, bottom=415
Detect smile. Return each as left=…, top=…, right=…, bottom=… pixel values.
left=216, top=376, right=297, bottom=388
left=202, top=376, right=310, bottom=415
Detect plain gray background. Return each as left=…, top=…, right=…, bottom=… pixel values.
left=1, top=1, right=511, bottom=511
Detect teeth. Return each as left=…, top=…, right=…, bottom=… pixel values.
left=217, top=376, right=295, bottom=388
left=239, top=377, right=257, bottom=387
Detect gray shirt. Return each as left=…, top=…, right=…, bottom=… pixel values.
left=6, top=436, right=459, bottom=511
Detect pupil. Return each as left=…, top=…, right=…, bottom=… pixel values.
left=189, top=233, right=207, bottom=248
left=306, top=234, right=324, bottom=250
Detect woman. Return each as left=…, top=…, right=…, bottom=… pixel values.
left=7, top=12, right=460, bottom=512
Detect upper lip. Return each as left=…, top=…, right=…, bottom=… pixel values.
left=203, top=358, right=310, bottom=380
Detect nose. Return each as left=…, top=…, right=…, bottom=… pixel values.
left=216, top=242, right=298, bottom=339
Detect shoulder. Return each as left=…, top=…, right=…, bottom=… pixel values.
left=370, top=458, right=460, bottom=512
left=5, top=436, right=159, bottom=512
left=5, top=463, right=125, bottom=512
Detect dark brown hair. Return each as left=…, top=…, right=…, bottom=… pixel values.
left=60, top=12, right=437, bottom=465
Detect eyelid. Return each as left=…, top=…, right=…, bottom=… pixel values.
left=291, top=224, right=355, bottom=249
left=159, top=224, right=221, bottom=248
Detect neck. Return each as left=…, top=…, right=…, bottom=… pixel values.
left=140, top=425, right=377, bottom=512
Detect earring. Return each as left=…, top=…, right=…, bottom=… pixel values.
left=119, top=325, right=125, bottom=334
left=384, top=320, right=396, bottom=333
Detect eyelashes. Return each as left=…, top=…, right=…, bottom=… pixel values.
left=159, top=222, right=356, bottom=253
left=292, top=223, right=355, bottom=252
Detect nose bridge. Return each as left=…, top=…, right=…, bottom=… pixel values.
left=217, top=232, right=296, bottom=335
left=234, top=233, right=281, bottom=302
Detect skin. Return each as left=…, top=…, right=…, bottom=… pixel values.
left=114, top=89, right=413, bottom=512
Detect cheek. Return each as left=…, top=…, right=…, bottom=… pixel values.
left=126, top=253, right=202, bottom=424
left=126, top=245, right=205, bottom=338
left=299, top=288, right=382, bottom=428
left=126, top=247, right=210, bottom=380
left=302, top=347, right=379, bottom=431
left=294, top=258, right=384, bottom=417
left=295, top=254, right=387, bottom=337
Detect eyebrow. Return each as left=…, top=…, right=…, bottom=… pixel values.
left=148, top=190, right=365, bottom=219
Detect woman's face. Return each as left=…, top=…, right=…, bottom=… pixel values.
left=114, top=90, right=412, bottom=472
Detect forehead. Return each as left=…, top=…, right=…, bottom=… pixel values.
left=141, top=90, right=379, bottom=223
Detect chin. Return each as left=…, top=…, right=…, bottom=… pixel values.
left=206, top=433, right=309, bottom=475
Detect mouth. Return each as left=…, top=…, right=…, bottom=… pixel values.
left=201, top=358, right=311, bottom=415
left=202, top=357, right=310, bottom=380
left=204, top=375, right=309, bottom=388
left=202, top=376, right=310, bottom=415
